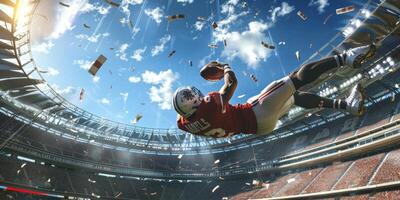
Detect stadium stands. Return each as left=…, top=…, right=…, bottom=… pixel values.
left=370, top=148, right=400, bottom=184
left=274, top=168, right=323, bottom=196
left=302, top=162, right=352, bottom=193
left=230, top=150, right=400, bottom=199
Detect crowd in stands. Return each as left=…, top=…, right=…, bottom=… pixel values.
left=229, top=148, right=400, bottom=199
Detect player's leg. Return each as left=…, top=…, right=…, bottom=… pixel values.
left=290, top=56, right=341, bottom=90
left=290, top=44, right=376, bottom=90
left=293, top=84, right=365, bottom=116
left=250, top=77, right=297, bottom=135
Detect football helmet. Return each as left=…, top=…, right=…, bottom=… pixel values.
left=172, top=86, right=204, bottom=118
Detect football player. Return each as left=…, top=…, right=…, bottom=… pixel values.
left=173, top=45, right=376, bottom=138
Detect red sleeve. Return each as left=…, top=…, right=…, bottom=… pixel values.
left=206, top=92, right=227, bottom=114
left=177, top=116, right=187, bottom=132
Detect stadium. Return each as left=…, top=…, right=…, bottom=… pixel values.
left=0, top=0, right=400, bottom=199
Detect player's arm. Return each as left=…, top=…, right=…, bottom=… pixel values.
left=219, top=65, right=237, bottom=102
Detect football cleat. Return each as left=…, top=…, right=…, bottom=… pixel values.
left=345, top=84, right=365, bottom=116
left=344, top=44, right=376, bottom=68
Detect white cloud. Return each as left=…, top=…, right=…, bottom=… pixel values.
left=52, top=85, right=76, bottom=96
left=32, top=41, right=54, bottom=54
left=120, top=0, right=144, bottom=17
left=177, top=0, right=194, bottom=4
left=194, top=21, right=205, bottom=31
left=119, top=0, right=144, bottom=32
left=221, top=0, right=240, bottom=14
left=269, top=2, right=295, bottom=23
left=125, top=0, right=144, bottom=4
left=144, top=7, right=164, bottom=24
left=116, top=43, right=129, bottom=61
left=218, top=11, right=249, bottom=28
left=73, top=59, right=92, bottom=70
left=128, top=76, right=141, bottom=83
left=75, top=32, right=109, bottom=43
left=93, top=76, right=100, bottom=83
left=309, top=0, right=329, bottom=14
left=30, top=0, right=112, bottom=55
left=151, top=35, right=171, bottom=56
left=212, top=2, right=293, bottom=68
left=81, top=2, right=111, bottom=15
left=141, top=69, right=179, bottom=110
left=47, top=67, right=60, bottom=76
left=131, top=47, right=147, bottom=61
left=100, top=98, right=111, bottom=105
left=216, top=21, right=272, bottom=68
left=49, top=0, right=87, bottom=39
left=50, top=84, right=77, bottom=100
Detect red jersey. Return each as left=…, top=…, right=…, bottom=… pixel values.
left=177, top=92, right=257, bottom=138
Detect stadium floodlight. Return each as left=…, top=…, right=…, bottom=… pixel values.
left=17, top=156, right=35, bottom=163
left=98, top=173, right=116, bottom=178
left=343, top=27, right=355, bottom=37
left=361, top=9, right=371, bottom=18
left=351, top=19, right=362, bottom=28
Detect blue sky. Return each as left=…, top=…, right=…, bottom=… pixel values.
left=30, top=0, right=367, bottom=128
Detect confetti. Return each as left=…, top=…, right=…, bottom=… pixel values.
left=261, top=41, right=275, bottom=49
left=250, top=74, right=258, bottom=83
left=168, top=50, right=176, bottom=57
left=104, top=0, right=120, bottom=7
left=88, top=55, right=107, bottom=76
left=208, top=44, right=218, bottom=48
left=297, top=11, right=307, bottom=21
left=212, top=185, right=219, bottom=193
left=212, top=22, right=218, bottom=29
left=79, top=88, right=84, bottom=101
left=323, top=14, right=333, bottom=25
left=336, top=5, right=355, bottom=15
left=168, top=14, right=185, bottom=22
left=131, top=114, right=143, bottom=124
left=59, top=2, right=70, bottom=7
left=295, top=51, right=300, bottom=61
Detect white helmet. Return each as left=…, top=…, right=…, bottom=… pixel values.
left=172, top=86, right=204, bottom=118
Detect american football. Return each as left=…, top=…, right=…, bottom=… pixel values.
left=200, top=61, right=226, bottom=81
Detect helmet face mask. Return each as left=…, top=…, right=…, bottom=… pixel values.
left=173, top=86, right=204, bottom=118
